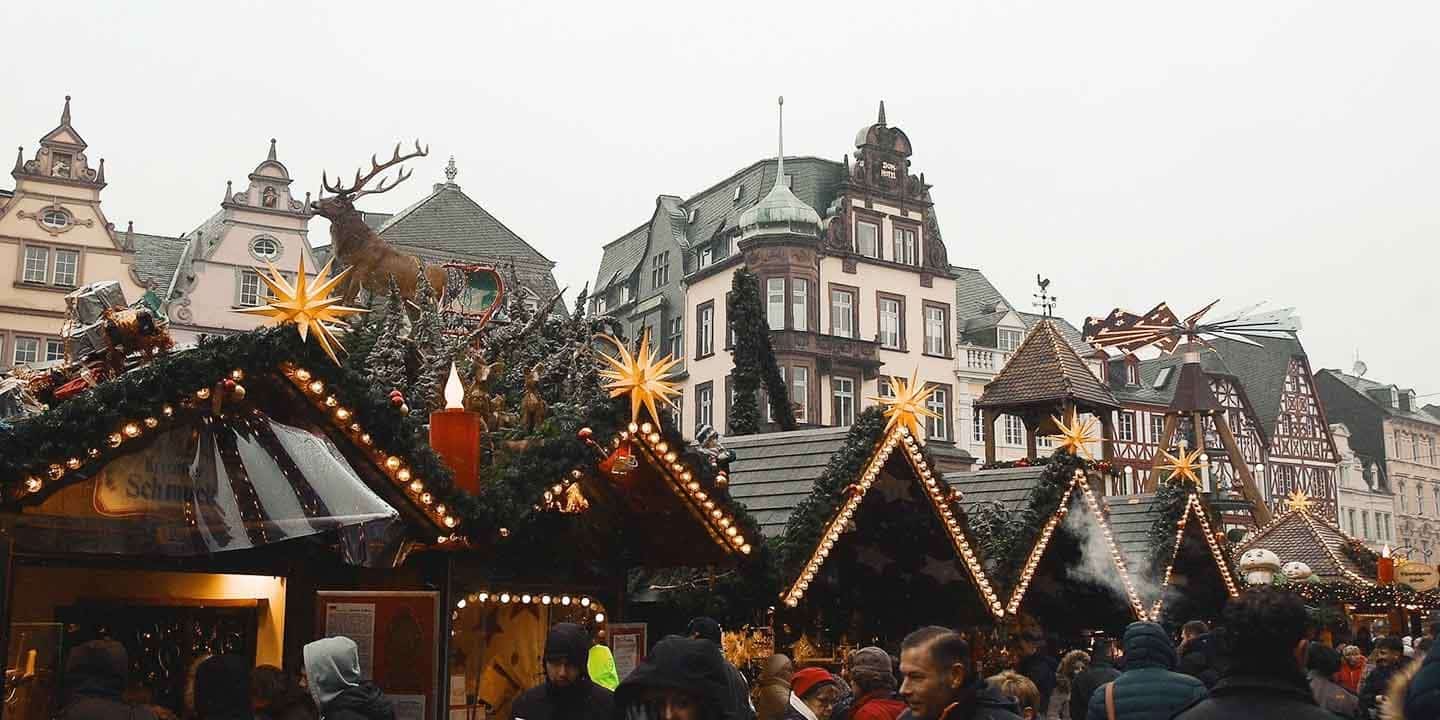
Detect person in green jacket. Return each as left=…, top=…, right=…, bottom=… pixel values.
left=588, top=640, right=621, bottom=691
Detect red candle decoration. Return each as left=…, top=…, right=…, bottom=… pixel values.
left=1378, top=556, right=1395, bottom=585
left=430, top=364, right=482, bottom=495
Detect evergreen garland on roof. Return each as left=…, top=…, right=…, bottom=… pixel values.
left=727, top=268, right=794, bottom=435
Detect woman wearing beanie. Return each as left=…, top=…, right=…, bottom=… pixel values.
left=785, top=668, right=843, bottom=720
left=845, top=649, right=905, bottom=720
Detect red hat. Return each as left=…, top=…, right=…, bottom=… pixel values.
left=791, top=667, right=839, bottom=699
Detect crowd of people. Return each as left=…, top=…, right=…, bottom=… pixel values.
left=46, top=592, right=1440, bottom=720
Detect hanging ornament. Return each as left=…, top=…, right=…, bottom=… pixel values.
left=1046, top=408, right=1100, bottom=460
left=597, top=333, right=681, bottom=426
left=869, top=368, right=940, bottom=440
left=234, top=255, right=367, bottom=364
left=601, top=442, right=638, bottom=478
left=388, top=389, right=410, bottom=416
left=1158, top=442, right=1204, bottom=485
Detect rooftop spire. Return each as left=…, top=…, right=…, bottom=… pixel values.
left=877, top=100, right=886, bottom=126
left=268, top=138, right=278, bottom=162
left=60, top=95, right=72, bottom=126
left=444, top=155, right=458, bottom=184
left=774, top=96, right=784, bottom=189
left=13, top=146, right=23, bottom=174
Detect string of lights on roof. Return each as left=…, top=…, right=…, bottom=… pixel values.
left=454, top=589, right=608, bottom=626
left=1237, top=490, right=1375, bottom=588
left=1152, top=491, right=1240, bottom=619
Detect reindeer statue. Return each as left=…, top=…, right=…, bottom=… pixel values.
left=311, top=141, right=448, bottom=304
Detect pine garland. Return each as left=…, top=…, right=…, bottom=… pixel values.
left=975, top=449, right=1093, bottom=594
left=727, top=269, right=794, bottom=435
left=364, top=280, right=408, bottom=393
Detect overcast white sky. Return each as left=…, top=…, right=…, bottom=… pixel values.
left=4, top=1, right=1436, bottom=397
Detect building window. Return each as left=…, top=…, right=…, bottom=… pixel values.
left=1401, top=484, right=1408, bottom=513
left=1150, top=415, right=1166, bottom=443
left=923, top=304, right=949, bottom=356
left=878, top=296, right=902, bottom=350
left=1004, top=415, right=1024, bottom=446
left=1362, top=511, right=1370, bottom=539
left=998, top=329, right=1023, bottom=352
left=239, top=270, right=262, bottom=307
left=594, top=296, right=607, bottom=315
left=831, top=288, right=855, bottom=338
left=52, top=249, right=79, bottom=287
left=250, top=237, right=281, bottom=261
left=791, top=366, right=808, bottom=423
left=13, top=337, right=40, bottom=365
left=651, top=251, right=670, bottom=289
left=44, top=339, right=64, bottom=362
left=791, top=279, right=809, bottom=333
left=973, top=407, right=985, bottom=443
left=926, top=386, right=949, bottom=441
left=696, top=382, right=714, bottom=433
left=22, top=246, right=50, bottom=283
left=878, top=376, right=895, bottom=399
left=1126, top=361, right=1141, bottom=386
left=696, top=302, right=714, bottom=358
left=893, top=227, right=918, bottom=266
left=856, top=220, right=880, bottom=258
left=767, top=278, right=786, bottom=329
left=42, top=209, right=71, bottom=229
left=667, top=317, right=683, bottom=359
left=1348, top=509, right=1357, bottom=536
left=832, top=377, right=855, bottom=426
left=1385, top=514, right=1393, bottom=540
left=1119, top=412, right=1136, bottom=442
left=699, top=245, right=713, bottom=268
left=1418, top=485, right=1425, bottom=516
left=767, top=368, right=786, bottom=424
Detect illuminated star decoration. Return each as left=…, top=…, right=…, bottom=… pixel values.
left=598, top=333, right=682, bottom=425
left=1285, top=489, right=1314, bottom=513
left=1157, top=444, right=1205, bottom=485
left=234, top=255, right=366, bottom=365
left=1048, top=409, right=1100, bottom=460
left=870, top=369, right=940, bottom=441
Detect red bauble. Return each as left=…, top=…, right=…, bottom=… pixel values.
left=390, top=394, right=405, bottom=407
left=577, top=427, right=593, bottom=440
left=223, top=379, right=237, bottom=392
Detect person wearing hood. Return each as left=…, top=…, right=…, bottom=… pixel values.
left=1084, top=622, right=1204, bottom=720
left=59, top=640, right=159, bottom=720
left=1175, top=622, right=1219, bottom=690
left=302, top=637, right=395, bottom=720
left=612, top=636, right=735, bottom=720
left=512, top=623, right=614, bottom=720
left=783, top=668, right=843, bottom=720
left=195, top=656, right=254, bottom=720
left=755, top=655, right=795, bottom=720
left=1172, top=588, right=1338, bottom=720
left=896, top=626, right=1020, bottom=720
left=688, top=618, right=757, bottom=720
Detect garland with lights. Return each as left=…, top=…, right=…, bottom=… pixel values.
left=979, top=455, right=1122, bottom=478
left=1340, top=538, right=1380, bottom=578
left=976, top=449, right=1092, bottom=591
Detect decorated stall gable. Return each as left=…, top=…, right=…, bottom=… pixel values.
left=1148, top=490, right=1240, bottom=618
left=0, top=326, right=461, bottom=539
left=777, top=400, right=1003, bottom=619
left=1235, top=491, right=1374, bottom=587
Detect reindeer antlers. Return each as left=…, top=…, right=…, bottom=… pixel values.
left=321, top=140, right=429, bottom=198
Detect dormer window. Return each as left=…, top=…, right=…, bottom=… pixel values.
left=784, top=174, right=795, bottom=189
left=1126, top=359, right=1141, bottom=386
left=997, top=329, right=1023, bottom=352
left=699, top=244, right=713, bottom=268
left=687, top=208, right=699, bottom=224
left=733, top=186, right=744, bottom=202
left=41, top=209, right=70, bottom=229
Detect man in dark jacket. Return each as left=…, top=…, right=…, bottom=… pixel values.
left=1172, top=587, right=1338, bottom=720
left=1013, top=632, right=1057, bottom=717
left=1175, top=622, right=1219, bottom=689
left=59, top=640, right=159, bottom=720
left=302, top=637, right=395, bottom=720
left=1084, top=622, right=1204, bottom=720
left=689, top=617, right=757, bottom=720
left=195, top=656, right=253, bottom=720
left=1069, top=640, right=1119, bottom=720
left=1405, top=637, right=1440, bottom=720
left=511, top=623, right=614, bottom=720
left=896, top=626, right=1020, bottom=720
left=1358, top=636, right=1405, bottom=719
left=613, top=636, right=737, bottom=720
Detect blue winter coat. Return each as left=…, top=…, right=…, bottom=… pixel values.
left=1085, top=622, right=1205, bottom=720
left=1406, top=641, right=1440, bottom=720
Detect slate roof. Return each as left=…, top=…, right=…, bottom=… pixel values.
left=725, top=426, right=851, bottom=537
left=595, top=157, right=844, bottom=294
left=946, top=466, right=1046, bottom=514
left=976, top=320, right=1120, bottom=412
left=1324, top=370, right=1440, bottom=427
left=374, top=182, right=560, bottom=299
left=129, top=231, right=189, bottom=295
left=1236, top=508, right=1373, bottom=584
left=1017, top=312, right=1091, bottom=357
left=1199, top=336, right=1315, bottom=437
left=1104, top=494, right=1166, bottom=572
left=952, top=266, right=1010, bottom=323
left=1109, top=347, right=1237, bottom=407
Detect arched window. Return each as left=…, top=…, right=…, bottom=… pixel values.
left=41, top=209, right=70, bottom=229
left=250, top=237, right=281, bottom=261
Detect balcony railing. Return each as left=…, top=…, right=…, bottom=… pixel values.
left=956, top=344, right=1011, bottom=374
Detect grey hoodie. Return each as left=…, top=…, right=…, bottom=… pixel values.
left=303, top=637, right=363, bottom=709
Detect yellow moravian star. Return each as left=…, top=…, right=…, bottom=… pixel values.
left=234, top=255, right=366, bottom=365
left=598, top=333, right=682, bottom=426
left=1157, top=444, right=1205, bottom=485
left=1047, top=408, right=1100, bottom=460
left=870, top=368, right=941, bottom=440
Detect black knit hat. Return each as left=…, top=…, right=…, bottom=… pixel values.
left=544, top=623, right=592, bottom=668
left=615, top=638, right=731, bottom=718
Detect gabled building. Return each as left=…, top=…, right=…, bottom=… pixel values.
left=1330, top=422, right=1395, bottom=552
left=597, top=103, right=961, bottom=444
left=0, top=97, right=147, bottom=368
left=1318, top=369, right=1440, bottom=561
left=134, top=140, right=320, bottom=344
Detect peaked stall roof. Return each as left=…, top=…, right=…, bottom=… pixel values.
left=976, top=320, right=1119, bottom=412
left=1235, top=501, right=1376, bottom=585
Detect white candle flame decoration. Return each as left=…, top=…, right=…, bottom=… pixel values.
left=444, top=362, right=465, bottom=409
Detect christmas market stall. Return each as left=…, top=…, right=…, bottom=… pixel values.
left=1233, top=491, right=1440, bottom=638
left=725, top=377, right=1003, bottom=664
left=0, top=269, right=462, bottom=720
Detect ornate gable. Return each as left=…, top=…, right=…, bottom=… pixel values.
left=13, top=96, right=104, bottom=189
left=222, top=139, right=310, bottom=217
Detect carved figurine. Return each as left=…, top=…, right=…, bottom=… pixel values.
left=464, top=360, right=504, bottom=431
left=519, top=362, right=547, bottom=433
left=310, top=141, right=448, bottom=304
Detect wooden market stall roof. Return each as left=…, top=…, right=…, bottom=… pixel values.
left=975, top=320, right=1120, bottom=414
left=1235, top=494, right=1375, bottom=586
left=726, top=427, right=851, bottom=537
